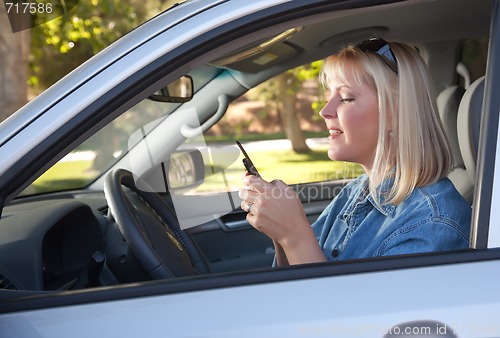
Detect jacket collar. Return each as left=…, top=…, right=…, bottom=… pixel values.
left=363, top=175, right=397, bottom=218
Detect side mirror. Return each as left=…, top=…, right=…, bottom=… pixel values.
left=167, top=149, right=204, bottom=191
left=149, top=76, right=194, bottom=103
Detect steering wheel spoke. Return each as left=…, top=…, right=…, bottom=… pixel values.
left=104, top=169, right=210, bottom=280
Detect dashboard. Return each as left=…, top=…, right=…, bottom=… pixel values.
left=0, top=193, right=107, bottom=291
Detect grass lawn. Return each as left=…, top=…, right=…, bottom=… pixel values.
left=29, top=140, right=364, bottom=195
left=250, top=148, right=363, bottom=183
left=197, top=145, right=364, bottom=193
left=28, top=160, right=95, bottom=194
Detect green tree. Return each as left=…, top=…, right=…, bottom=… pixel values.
left=29, top=0, right=178, bottom=92
left=250, top=60, right=325, bottom=153
left=0, top=10, right=31, bottom=121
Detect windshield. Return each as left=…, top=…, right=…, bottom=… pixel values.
left=20, top=66, right=221, bottom=196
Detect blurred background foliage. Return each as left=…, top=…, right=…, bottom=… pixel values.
left=29, top=0, right=180, bottom=93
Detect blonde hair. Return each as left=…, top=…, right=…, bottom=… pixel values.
left=321, top=41, right=453, bottom=206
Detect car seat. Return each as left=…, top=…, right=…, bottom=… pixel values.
left=438, top=84, right=470, bottom=201
left=456, top=75, right=485, bottom=202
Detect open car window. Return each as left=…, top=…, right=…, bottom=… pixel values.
left=194, top=66, right=365, bottom=196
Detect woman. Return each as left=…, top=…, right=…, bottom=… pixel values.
left=239, top=38, right=471, bottom=266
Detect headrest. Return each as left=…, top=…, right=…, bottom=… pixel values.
left=457, top=76, right=485, bottom=183
left=437, top=86, right=466, bottom=168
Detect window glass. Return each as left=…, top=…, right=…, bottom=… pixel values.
left=193, top=63, right=364, bottom=195
left=19, top=66, right=221, bottom=197
left=459, top=38, right=488, bottom=85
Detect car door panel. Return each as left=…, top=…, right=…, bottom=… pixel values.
left=185, top=181, right=346, bottom=272
left=2, top=253, right=499, bottom=338
left=191, top=227, right=274, bottom=273
left=191, top=199, right=330, bottom=273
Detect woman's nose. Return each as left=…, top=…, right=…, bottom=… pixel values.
left=319, top=101, right=336, bottom=119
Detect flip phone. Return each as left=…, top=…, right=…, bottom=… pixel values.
left=236, top=141, right=260, bottom=177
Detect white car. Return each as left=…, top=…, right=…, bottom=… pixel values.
left=0, top=0, right=499, bottom=337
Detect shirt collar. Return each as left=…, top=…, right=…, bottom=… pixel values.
left=364, top=175, right=397, bottom=218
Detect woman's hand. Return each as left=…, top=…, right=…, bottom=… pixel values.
left=239, top=175, right=306, bottom=244
left=239, top=175, right=327, bottom=265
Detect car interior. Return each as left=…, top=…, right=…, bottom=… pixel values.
left=0, top=0, right=493, bottom=298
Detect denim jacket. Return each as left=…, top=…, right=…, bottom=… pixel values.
left=312, top=174, right=471, bottom=261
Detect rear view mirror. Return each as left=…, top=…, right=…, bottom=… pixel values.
left=149, top=76, right=193, bottom=103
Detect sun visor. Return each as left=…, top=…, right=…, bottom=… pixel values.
left=210, top=28, right=302, bottom=73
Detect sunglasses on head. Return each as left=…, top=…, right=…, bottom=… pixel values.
left=356, top=37, right=398, bottom=74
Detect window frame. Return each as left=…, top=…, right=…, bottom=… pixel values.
left=472, top=0, right=500, bottom=249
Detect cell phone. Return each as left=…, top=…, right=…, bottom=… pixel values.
left=236, top=141, right=260, bottom=177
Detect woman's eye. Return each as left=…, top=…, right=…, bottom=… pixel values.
left=340, top=98, right=354, bottom=103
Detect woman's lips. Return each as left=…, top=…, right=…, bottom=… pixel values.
left=328, top=128, right=343, bottom=139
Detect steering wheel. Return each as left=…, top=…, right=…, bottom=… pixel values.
left=104, top=168, right=210, bottom=279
